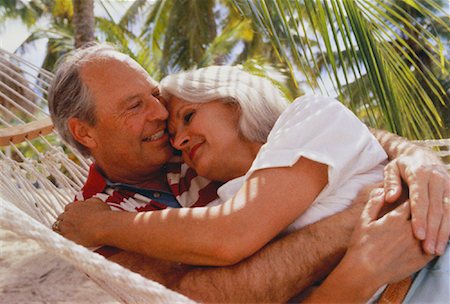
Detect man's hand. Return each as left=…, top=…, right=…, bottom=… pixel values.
left=348, top=190, right=433, bottom=286
left=305, top=189, right=434, bottom=303
left=383, top=151, right=450, bottom=255
left=57, top=198, right=111, bottom=247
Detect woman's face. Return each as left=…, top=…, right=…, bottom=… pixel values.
left=167, top=96, right=258, bottom=182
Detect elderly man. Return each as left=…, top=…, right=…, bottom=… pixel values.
left=49, top=44, right=449, bottom=302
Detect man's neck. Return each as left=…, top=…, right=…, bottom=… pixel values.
left=135, top=177, right=171, bottom=192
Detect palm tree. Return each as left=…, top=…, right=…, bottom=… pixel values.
left=72, top=0, right=94, bottom=47
left=232, top=0, right=449, bottom=140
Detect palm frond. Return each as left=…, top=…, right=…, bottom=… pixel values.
left=233, top=0, right=448, bottom=139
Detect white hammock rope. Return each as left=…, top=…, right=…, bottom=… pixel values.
left=0, top=47, right=448, bottom=302
left=0, top=59, right=51, bottom=95
left=0, top=67, right=49, bottom=108
left=1, top=201, right=194, bottom=304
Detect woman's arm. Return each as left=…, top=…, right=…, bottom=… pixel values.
left=60, top=157, right=328, bottom=265
left=371, top=129, right=450, bottom=255
left=304, top=191, right=433, bottom=303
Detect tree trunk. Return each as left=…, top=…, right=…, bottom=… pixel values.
left=72, top=0, right=95, bottom=48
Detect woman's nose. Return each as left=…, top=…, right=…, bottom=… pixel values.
left=171, top=130, right=190, bottom=150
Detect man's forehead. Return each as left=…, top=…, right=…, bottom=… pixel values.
left=81, top=51, right=158, bottom=85
left=80, top=52, right=160, bottom=107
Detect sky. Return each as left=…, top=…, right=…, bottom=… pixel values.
left=0, top=18, right=48, bottom=68
left=0, top=1, right=134, bottom=67
left=0, top=19, right=29, bottom=51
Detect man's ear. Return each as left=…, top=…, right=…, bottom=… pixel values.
left=68, top=117, right=97, bottom=149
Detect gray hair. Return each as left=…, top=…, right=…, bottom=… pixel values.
left=160, top=66, right=289, bottom=143
left=48, top=43, right=115, bottom=156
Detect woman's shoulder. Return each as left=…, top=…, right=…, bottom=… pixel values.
left=274, top=95, right=349, bottom=128
left=289, top=94, right=344, bottom=112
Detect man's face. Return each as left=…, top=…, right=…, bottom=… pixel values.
left=80, top=52, right=172, bottom=183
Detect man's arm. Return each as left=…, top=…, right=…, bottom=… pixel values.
left=172, top=201, right=364, bottom=302
left=370, top=129, right=450, bottom=255
left=370, top=128, right=441, bottom=161
left=107, top=187, right=370, bottom=303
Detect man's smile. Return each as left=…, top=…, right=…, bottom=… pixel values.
left=143, top=130, right=166, bottom=142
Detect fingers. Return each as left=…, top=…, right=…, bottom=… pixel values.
left=435, top=194, right=450, bottom=255
left=384, top=162, right=403, bottom=203
left=409, top=172, right=429, bottom=240
left=362, top=189, right=386, bottom=225
left=391, top=200, right=411, bottom=221
left=64, top=201, right=77, bottom=211
left=422, top=171, right=445, bottom=254
left=52, top=218, right=63, bottom=233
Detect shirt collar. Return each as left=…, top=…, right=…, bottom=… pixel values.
left=81, top=164, right=181, bottom=208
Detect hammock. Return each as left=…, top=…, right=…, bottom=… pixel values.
left=0, top=47, right=449, bottom=303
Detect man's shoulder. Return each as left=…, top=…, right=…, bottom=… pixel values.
left=76, top=164, right=107, bottom=201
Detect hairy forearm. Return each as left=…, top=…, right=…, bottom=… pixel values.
left=168, top=201, right=366, bottom=303
left=100, top=187, right=371, bottom=303
left=370, top=128, right=439, bottom=161
left=102, top=199, right=365, bottom=303
left=303, top=254, right=378, bottom=303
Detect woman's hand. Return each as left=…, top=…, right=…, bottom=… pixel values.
left=383, top=152, right=450, bottom=255
left=57, top=198, right=111, bottom=247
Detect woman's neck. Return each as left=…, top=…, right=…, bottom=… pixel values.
left=227, top=141, right=263, bottom=181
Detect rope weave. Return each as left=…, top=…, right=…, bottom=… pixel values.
left=0, top=199, right=194, bottom=304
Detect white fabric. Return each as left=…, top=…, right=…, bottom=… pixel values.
left=217, top=95, right=387, bottom=231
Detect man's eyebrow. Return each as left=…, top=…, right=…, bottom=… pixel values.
left=118, top=95, right=140, bottom=111
left=123, top=95, right=139, bottom=102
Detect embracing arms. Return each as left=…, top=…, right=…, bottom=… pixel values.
left=103, top=186, right=371, bottom=303
left=60, top=130, right=449, bottom=264
left=62, top=157, right=328, bottom=265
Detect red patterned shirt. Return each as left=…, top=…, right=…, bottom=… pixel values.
left=76, top=158, right=222, bottom=211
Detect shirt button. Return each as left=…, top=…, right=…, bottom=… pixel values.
left=153, top=192, right=161, bottom=198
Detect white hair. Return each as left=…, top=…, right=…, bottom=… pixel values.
left=160, top=66, right=289, bottom=143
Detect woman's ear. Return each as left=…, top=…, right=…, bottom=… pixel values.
left=67, top=117, right=97, bottom=149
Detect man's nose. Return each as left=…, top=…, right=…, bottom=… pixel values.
left=146, top=98, right=169, bottom=121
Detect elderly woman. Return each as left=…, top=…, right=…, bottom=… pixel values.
left=159, top=66, right=447, bottom=301
left=163, top=66, right=386, bottom=233
left=154, top=66, right=448, bottom=254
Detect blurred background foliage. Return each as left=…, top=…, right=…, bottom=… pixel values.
left=1, top=0, right=449, bottom=140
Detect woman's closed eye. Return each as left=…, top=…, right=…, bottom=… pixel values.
left=183, top=111, right=195, bottom=124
